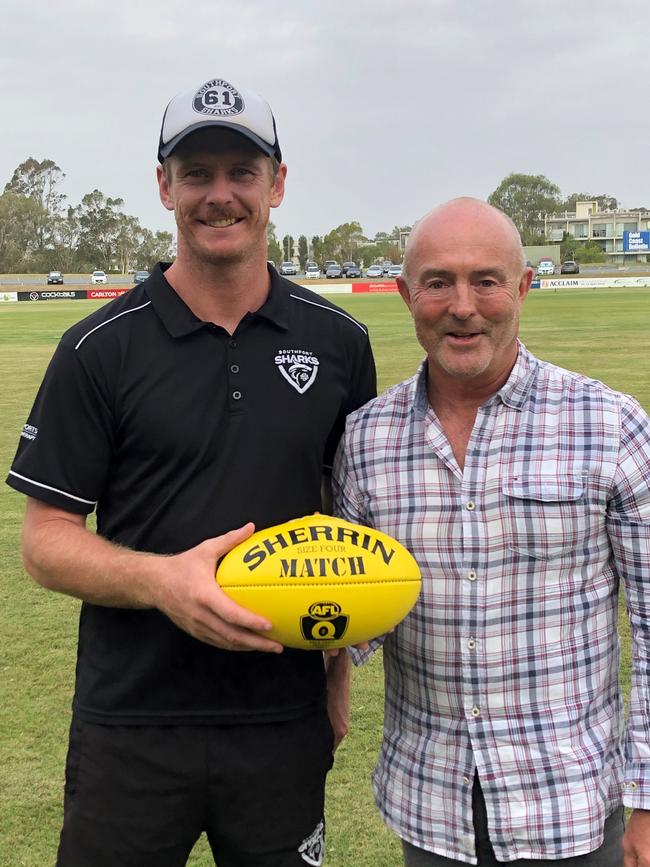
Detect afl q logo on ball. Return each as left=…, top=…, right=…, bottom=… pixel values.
left=300, top=601, right=349, bottom=642
left=193, top=79, right=244, bottom=117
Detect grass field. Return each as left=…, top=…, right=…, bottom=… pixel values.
left=1, top=286, right=648, bottom=865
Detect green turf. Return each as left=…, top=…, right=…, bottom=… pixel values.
left=0, top=286, right=645, bottom=865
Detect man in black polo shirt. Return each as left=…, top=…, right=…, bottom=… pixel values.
left=7, top=77, right=376, bottom=866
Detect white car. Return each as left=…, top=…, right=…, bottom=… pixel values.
left=536, top=260, right=555, bottom=277
left=91, top=270, right=108, bottom=285
left=304, top=263, right=321, bottom=279
left=366, top=265, right=384, bottom=279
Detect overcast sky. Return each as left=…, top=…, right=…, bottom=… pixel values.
left=2, top=0, right=648, bottom=243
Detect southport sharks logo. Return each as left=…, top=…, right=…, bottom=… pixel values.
left=275, top=348, right=320, bottom=394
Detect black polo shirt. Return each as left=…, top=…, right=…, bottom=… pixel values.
left=7, top=263, right=376, bottom=724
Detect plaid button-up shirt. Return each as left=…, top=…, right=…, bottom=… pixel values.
left=333, top=344, right=650, bottom=863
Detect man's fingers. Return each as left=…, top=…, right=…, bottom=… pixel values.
left=211, top=582, right=273, bottom=633
left=208, top=522, right=256, bottom=560
left=198, top=616, right=284, bottom=653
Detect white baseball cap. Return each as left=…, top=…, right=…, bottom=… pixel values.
left=158, top=77, right=282, bottom=163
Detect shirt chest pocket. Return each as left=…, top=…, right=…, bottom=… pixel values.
left=502, top=474, right=587, bottom=561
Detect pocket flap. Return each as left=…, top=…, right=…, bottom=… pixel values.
left=503, top=475, right=584, bottom=502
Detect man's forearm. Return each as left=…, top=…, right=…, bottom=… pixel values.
left=22, top=498, right=165, bottom=609
left=21, top=498, right=282, bottom=653
left=325, top=650, right=351, bottom=750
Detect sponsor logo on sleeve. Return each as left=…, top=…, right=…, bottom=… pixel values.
left=20, top=423, right=38, bottom=441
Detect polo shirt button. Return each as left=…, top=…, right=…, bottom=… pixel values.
left=466, top=501, right=476, bottom=511
left=232, top=391, right=242, bottom=400
left=467, top=570, right=477, bottom=581
left=230, top=364, right=240, bottom=374
left=229, top=340, right=237, bottom=349
left=471, top=706, right=480, bottom=717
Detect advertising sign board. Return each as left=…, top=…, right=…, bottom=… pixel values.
left=623, top=231, right=650, bottom=253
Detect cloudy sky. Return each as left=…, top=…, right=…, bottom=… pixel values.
left=2, top=0, right=648, bottom=243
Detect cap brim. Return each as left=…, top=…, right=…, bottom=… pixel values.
left=158, top=120, right=279, bottom=163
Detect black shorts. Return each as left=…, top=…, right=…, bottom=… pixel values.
left=56, top=710, right=334, bottom=867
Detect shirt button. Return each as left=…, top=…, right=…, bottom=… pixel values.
left=627, top=781, right=638, bottom=790
left=471, top=706, right=480, bottom=718
left=467, top=570, right=477, bottom=581
left=232, top=391, right=242, bottom=400
left=463, top=776, right=471, bottom=785
left=466, top=501, right=476, bottom=511
left=229, top=340, right=237, bottom=349
left=230, top=364, right=240, bottom=374
left=467, top=638, right=476, bottom=650
left=460, top=835, right=475, bottom=853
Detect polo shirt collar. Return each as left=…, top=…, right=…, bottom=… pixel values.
left=411, top=340, right=540, bottom=417
left=145, top=262, right=290, bottom=338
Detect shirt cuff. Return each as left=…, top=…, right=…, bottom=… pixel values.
left=622, top=769, right=650, bottom=809
left=347, top=635, right=385, bottom=666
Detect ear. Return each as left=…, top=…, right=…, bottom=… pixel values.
left=517, top=265, right=533, bottom=304
left=397, top=276, right=412, bottom=312
left=157, top=164, right=175, bottom=212
left=269, top=163, right=287, bottom=209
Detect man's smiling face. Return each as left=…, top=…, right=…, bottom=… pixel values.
left=398, top=200, right=532, bottom=391
left=157, top=128, right=286, bottom=267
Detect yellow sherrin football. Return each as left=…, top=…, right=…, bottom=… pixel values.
left=216, top=514, right=421, bottom=649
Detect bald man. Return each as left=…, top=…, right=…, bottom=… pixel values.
left=333, top=199, right=650, bottom=866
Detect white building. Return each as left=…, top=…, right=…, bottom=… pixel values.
left=544, top=201, right=649, bottom=263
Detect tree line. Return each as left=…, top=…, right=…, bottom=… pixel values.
left=271, top=174, right=644, bottom=270
left=2, top=159, right=644, bottom=275
left=0, top=158, right=174, bottom=274
left=267, top=222, right=412, bottom=271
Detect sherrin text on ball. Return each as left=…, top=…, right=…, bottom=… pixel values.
left=216, top=514, right=422, bottom=649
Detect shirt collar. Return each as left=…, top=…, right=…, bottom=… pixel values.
left=411, top=341, right=539, bottom=417
left=145, top=262, right=290, bottom=338
left=496, top=342, right=539, bottom=409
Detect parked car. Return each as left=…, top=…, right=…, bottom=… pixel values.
left=366, top=264, right=384, bottom=279
left=345, top=264, right=362, bottom=278
left=325, top=264, right=343, bottom=279
left=387, top=264, right=403, bottom=278
left=536, top=259, right=555, bottom=276
left=90, top=270, right=108, bottom=284
left=47, top=270, right=63, bottom=284
left=280, top=261, right=297, bottom=276
left=304, top=263, right=321, bottom=279
left=133, top=270, right=150, bottom=284
left=381, top=261, right=393, bottom=276
left=560, top=260, right=580, bottom=274
left=341, top=261, right=357, bottom=276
